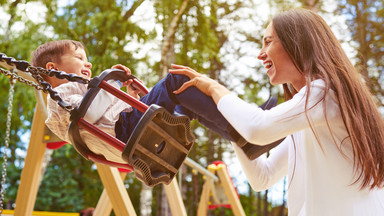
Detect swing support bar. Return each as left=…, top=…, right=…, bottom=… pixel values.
left=184, top=158, right=219, bottom=182
left=77, top=118, right=126, bottom=152
left=99, top=80, right=148, bottom=113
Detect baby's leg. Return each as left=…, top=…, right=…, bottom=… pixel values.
left=115, top=73, right=282, bottom=159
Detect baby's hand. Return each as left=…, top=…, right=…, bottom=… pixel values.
left=111, top=64, right=131, bottom=76
left=111, top=64, right=139, bottom=98
left=126, top=79, right=141, bottom=99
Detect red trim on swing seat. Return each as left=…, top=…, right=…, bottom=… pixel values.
left=46, top=141, right=67, bottom=150
left=88, top=154, right=133, bottom=171
left=131, top=78, right=149, bottom=95
left=118, top=168, right=132, bottom=173
left=99, top=80, right=149, bottom=113
left=77, top=118, right=126, bottom=152
left=208, top=204, right=232, bottom=209
left=76, top=118, right=134, bottom=171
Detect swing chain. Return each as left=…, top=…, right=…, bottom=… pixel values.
left=28, top=67, right=88, bottom=112
left=0, top=53, right=90, bottom=112
left=0, top=67, right=44, bottom=90
left=0, top=77, right=15, bottom=214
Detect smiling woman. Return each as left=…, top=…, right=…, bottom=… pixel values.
left=169, top=8, right=384, bottom=216
left=257, top=23, right=306, bottom=91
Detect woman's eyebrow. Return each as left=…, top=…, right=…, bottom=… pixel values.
left=263, top=36, right=273, bottom=42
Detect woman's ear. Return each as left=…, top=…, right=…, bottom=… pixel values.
left=45, top=62, right=57, bottom=70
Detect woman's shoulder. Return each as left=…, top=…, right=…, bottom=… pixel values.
left=297, top=79, right=326, bottom=93
left=295, top=79, right=336, bottom=100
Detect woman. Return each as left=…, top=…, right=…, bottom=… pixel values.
left=170, top=8, right=384, bottom=215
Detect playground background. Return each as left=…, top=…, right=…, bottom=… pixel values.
left=0, top=0, right=383, bottom=215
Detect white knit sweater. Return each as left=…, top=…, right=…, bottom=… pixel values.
left=218, top=80, right=384, bottom=215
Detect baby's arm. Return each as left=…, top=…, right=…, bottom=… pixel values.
left=84, top=80, right=122, bottom=123
left=84, top=64, right=139, bottom=123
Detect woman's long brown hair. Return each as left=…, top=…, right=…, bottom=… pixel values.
left=272, top=9, right=384, bottom=189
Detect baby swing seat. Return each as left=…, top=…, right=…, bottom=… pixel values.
left=69, top=69, right=195, bottom=186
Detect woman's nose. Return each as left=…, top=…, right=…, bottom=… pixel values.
left=258, top=52, right=267, bottom=60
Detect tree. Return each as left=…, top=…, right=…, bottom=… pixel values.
left=0, top=0, right=52, bottom=208
left=338, top=0, right=384, bottom=106
left=5, top=0, right=381, bottom=214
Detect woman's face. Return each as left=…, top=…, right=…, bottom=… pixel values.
left=258, top=22, right=305, bottom=91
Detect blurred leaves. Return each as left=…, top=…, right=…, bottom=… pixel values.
left=0, top=0, right=382, bottom=214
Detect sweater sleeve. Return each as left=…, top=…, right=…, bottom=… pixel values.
left=217, top=80, right=332, bottom=145
left=84, top=80, right=123, bottom=123
left=232, top=137, right=290, bottom=191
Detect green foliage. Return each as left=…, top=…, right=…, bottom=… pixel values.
left=35, top=145, right=102, bottom=211
left=338, top=0, right=384, bottom=104
left=0, top=0, right=382, bottom=215
left=0, top=0, right=50, bottom=208
left=45, top=0, right=154, bottom=76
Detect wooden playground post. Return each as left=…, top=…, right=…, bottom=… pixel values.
left=164, top=178, right=187, bottom=216
left=215, top=163, right=245, bottom=216
left=197, top=162, right=246, bottom=216
left=197, top=170, right=215, bottom=215
left=93, top=172, right=128, bottom=216
left=95, top=164, right=136, bottom=216
left=14, top=91, right=48, bottom=216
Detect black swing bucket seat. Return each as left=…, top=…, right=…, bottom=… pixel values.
left=69, top=69, right=194, bottom=186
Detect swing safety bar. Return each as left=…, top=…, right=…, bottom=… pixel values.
left=184, top=158, right=219, bottom=182
left=75, top=72, right=150, bottom=153
left=98, top=79, right=148, bottom=113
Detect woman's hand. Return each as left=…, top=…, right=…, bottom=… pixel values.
left=169, top=64, right=231, bottom=104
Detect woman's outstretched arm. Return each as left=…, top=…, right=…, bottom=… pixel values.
left=169, top=64, right=231, bottom=104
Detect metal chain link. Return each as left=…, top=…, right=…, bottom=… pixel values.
left=0, top=77, right=15, bottom=214
left=0, top=67, right=43, bottom=90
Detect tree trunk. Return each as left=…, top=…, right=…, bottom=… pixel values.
left=302, top=0, right=319, bottom=11
left=248, top=187, right=255, bottom=214
left=280, top=177, right=287, bottom=216
left=140, top=182, right=153, bottom=216
left=264, top=189, right=269, bottom=216
left=160, top=0, right=190, bottom=78
left=257, top=191, right=262, bottom=216
left=161, top=186, right=171, bottom=216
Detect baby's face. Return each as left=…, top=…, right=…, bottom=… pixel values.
left=56, top=45, right=92, bottom=79
left=48, top=45, right=93, bottom=88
